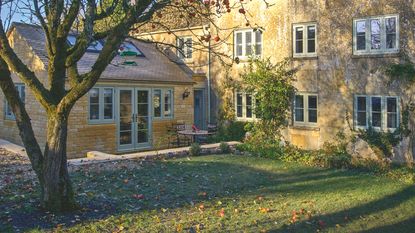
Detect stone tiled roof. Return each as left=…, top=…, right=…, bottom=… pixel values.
left=11, top=22, right=194, bottom=84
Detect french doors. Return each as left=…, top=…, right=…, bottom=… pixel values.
left=117, top=88, right=151, bottom=151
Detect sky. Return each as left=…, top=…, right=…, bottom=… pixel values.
left=0, top=1, right=30, bottom=29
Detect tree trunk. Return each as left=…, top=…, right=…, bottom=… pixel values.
left=40, top=113, right=77, bottom=211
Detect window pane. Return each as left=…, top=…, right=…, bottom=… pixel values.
left=246, top=94, right=253, bottom=118
left=371, top=97, right=381, bottom=112
left=236, top=33, right=243, bottom=56
left=295, top=109, right=304, bottom=122
left=104, top=88, right=113, bottom=104
left=356, top=21, right=366, bottom=51
left=255, top=31, right=262, bottom=55
left=164, top=90, right=173, bottom=117
left=89, top=88, right=99, bottom=104
left=295, top=95, right=304, bottom=108
left=20, top=86, right=25, bottom=103
left=89, top=104, right=99, bottom=120
left=103, top=88, right=113, bottom=119
left=357, top=97, right=366, bottom=111
left=307, top=26, right=316, bottom=53
left=370, top=19, right=381, bottom=50
left=245, top=31, right=252, bottom=55
left=177, top=38, right=185, bottom=59
left=153, top=90, right=161, bottom=118
left=371, top=97, right=382, bottom=127
left=186, top=38, right=193, bottom=59
left=295, top=27, right=303, bottom=54
left=294, top=95, right=304, bottom=122
left=308, top=95, right=317, bottom=109
left=387, top=97, right=398, bottom=128
left=308, top=96, right=317, bottom=123
left=309, top=110, right=317, bottom=123
left=236, top=93, right=243, bottom=117
left=356, top=97, right=367, bottom=127
left=386, top=17, right=397, bottom=49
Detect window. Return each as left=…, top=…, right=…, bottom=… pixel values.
left=177, top=36, right=192, bottom=60
left=353, top=15, right=399, bottom=55
left=119, top=41, right=144, bottom=57
left=153, top=88, right=173, bottom=119
left=88, top=87, right=114, bottom=123
left=67, top=35, right=104, bottom=52
left=234, top=29, right=262, bottom=58
left=4, top=84, right=25, bottom=120
left=294, top=93, right=318, bottom=125
left=293, top=23, right=317, bottom=57
left=354, top=95, right=399, bottom=130
left=235, top=91, right=258, bottom=120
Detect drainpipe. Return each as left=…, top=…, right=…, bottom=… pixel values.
left=207, top=27, right=212, bottom=124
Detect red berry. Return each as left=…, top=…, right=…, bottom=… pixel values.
left=239, top=8, right=246, bottom=14
left=214, top=36, right=220, bottom=42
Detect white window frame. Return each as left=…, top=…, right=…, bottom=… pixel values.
left=293, top=93, right=318, bottom=126
left=353, top=15, right=399, bottom=55
left=4, top=84, right=25, bottom=120
left=88, top=87, right=115, bottom=124
left=176, top=36, right=193, bottom=61
left=152, top=88, right=174, bottom=120
left=234, top=29, right=263, bottom=60
left=354, top=95, right=400, bottom=131
left=235, top=91, right=258, bottom=121
left=292, top=23, right=318, bottom=58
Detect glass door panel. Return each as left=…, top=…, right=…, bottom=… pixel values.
left=118, top=89, right=133, bottom=148
left=136, top=90, right=150, bottom=145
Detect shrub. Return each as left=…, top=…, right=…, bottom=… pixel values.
left=358, top=127, right=401, bottom=158
left=219, top=142, right=231, bottom=154
left=209, top=121, right=247, bottom=143
left=189, top=143, right=201, bottom=156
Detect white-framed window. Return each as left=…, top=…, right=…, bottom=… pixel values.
left=354, top=95, right=399, bottom=130
left=234, top=29, right=262, bottom=59
left=88, top=87, right=114, bottom=123
left=153, top=88, right=173, bottom=119
left=235, top=91, right=258, bottom=121
left=4, top=84, right=25, bottom=120
left=177, top=36, right=192, bottom=60
left=293, top=23, right=317, bottom=57
left=294, top=93, right=318, bottom=126
left=353, top=15, right=399, bottom=55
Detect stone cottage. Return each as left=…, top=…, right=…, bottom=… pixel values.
left=136, top=0, right=415, bottom=162
left=0, top=23, right=195, bottom=158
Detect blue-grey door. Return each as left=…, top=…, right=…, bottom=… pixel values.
left=194, top=89, right=205, bottom=129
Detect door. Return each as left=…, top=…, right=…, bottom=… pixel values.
left=194, top=89, right=205, bottom=129
left=117, top=88, right=151, bottom=151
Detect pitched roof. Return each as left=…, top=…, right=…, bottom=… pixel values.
left=11, top=22, right=194, bottom=84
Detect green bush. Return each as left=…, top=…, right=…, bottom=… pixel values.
left=189, top=143, right=201, bottom=156
left=209, top=121, right=247, bottom=143
left=240, top=132, right=414, bottom=183
left=358, top=127, right=401, bottom=158
left=219, top=142, right=231, bottom=154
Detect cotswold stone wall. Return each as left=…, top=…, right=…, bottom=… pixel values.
left=0, top=28, right=194, bottom=159
left=0, top=28, right=48, bottom=151
left=208, top=0, right=415, bottom=158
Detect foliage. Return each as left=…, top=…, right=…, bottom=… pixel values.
left=241, top=58, right=296, bottom=142
left=2, top=154, right=415, bottom=232
left=219, top=142, right=231, bottom=154
left=189, top=143, right=202, bottom=156
left=357, top=127, right=402, bottom=158
left=209, top=121, right=247, bottom=143
left=241, top=131, right=414, bottom=183
left=384, top=62, right=415, bottom=83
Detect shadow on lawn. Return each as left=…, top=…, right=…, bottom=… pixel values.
left=271, top=184, right=415, bottom=233
left=1, top=157, right=413, bottom=232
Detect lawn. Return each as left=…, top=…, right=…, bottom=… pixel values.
left=1, top=152, right=415, bottom=232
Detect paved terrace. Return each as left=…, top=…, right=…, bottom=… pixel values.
left=0, top=139, right=240, bottom=166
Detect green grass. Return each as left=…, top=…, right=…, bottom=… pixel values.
left=2, top=154, right=415, bottom=232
